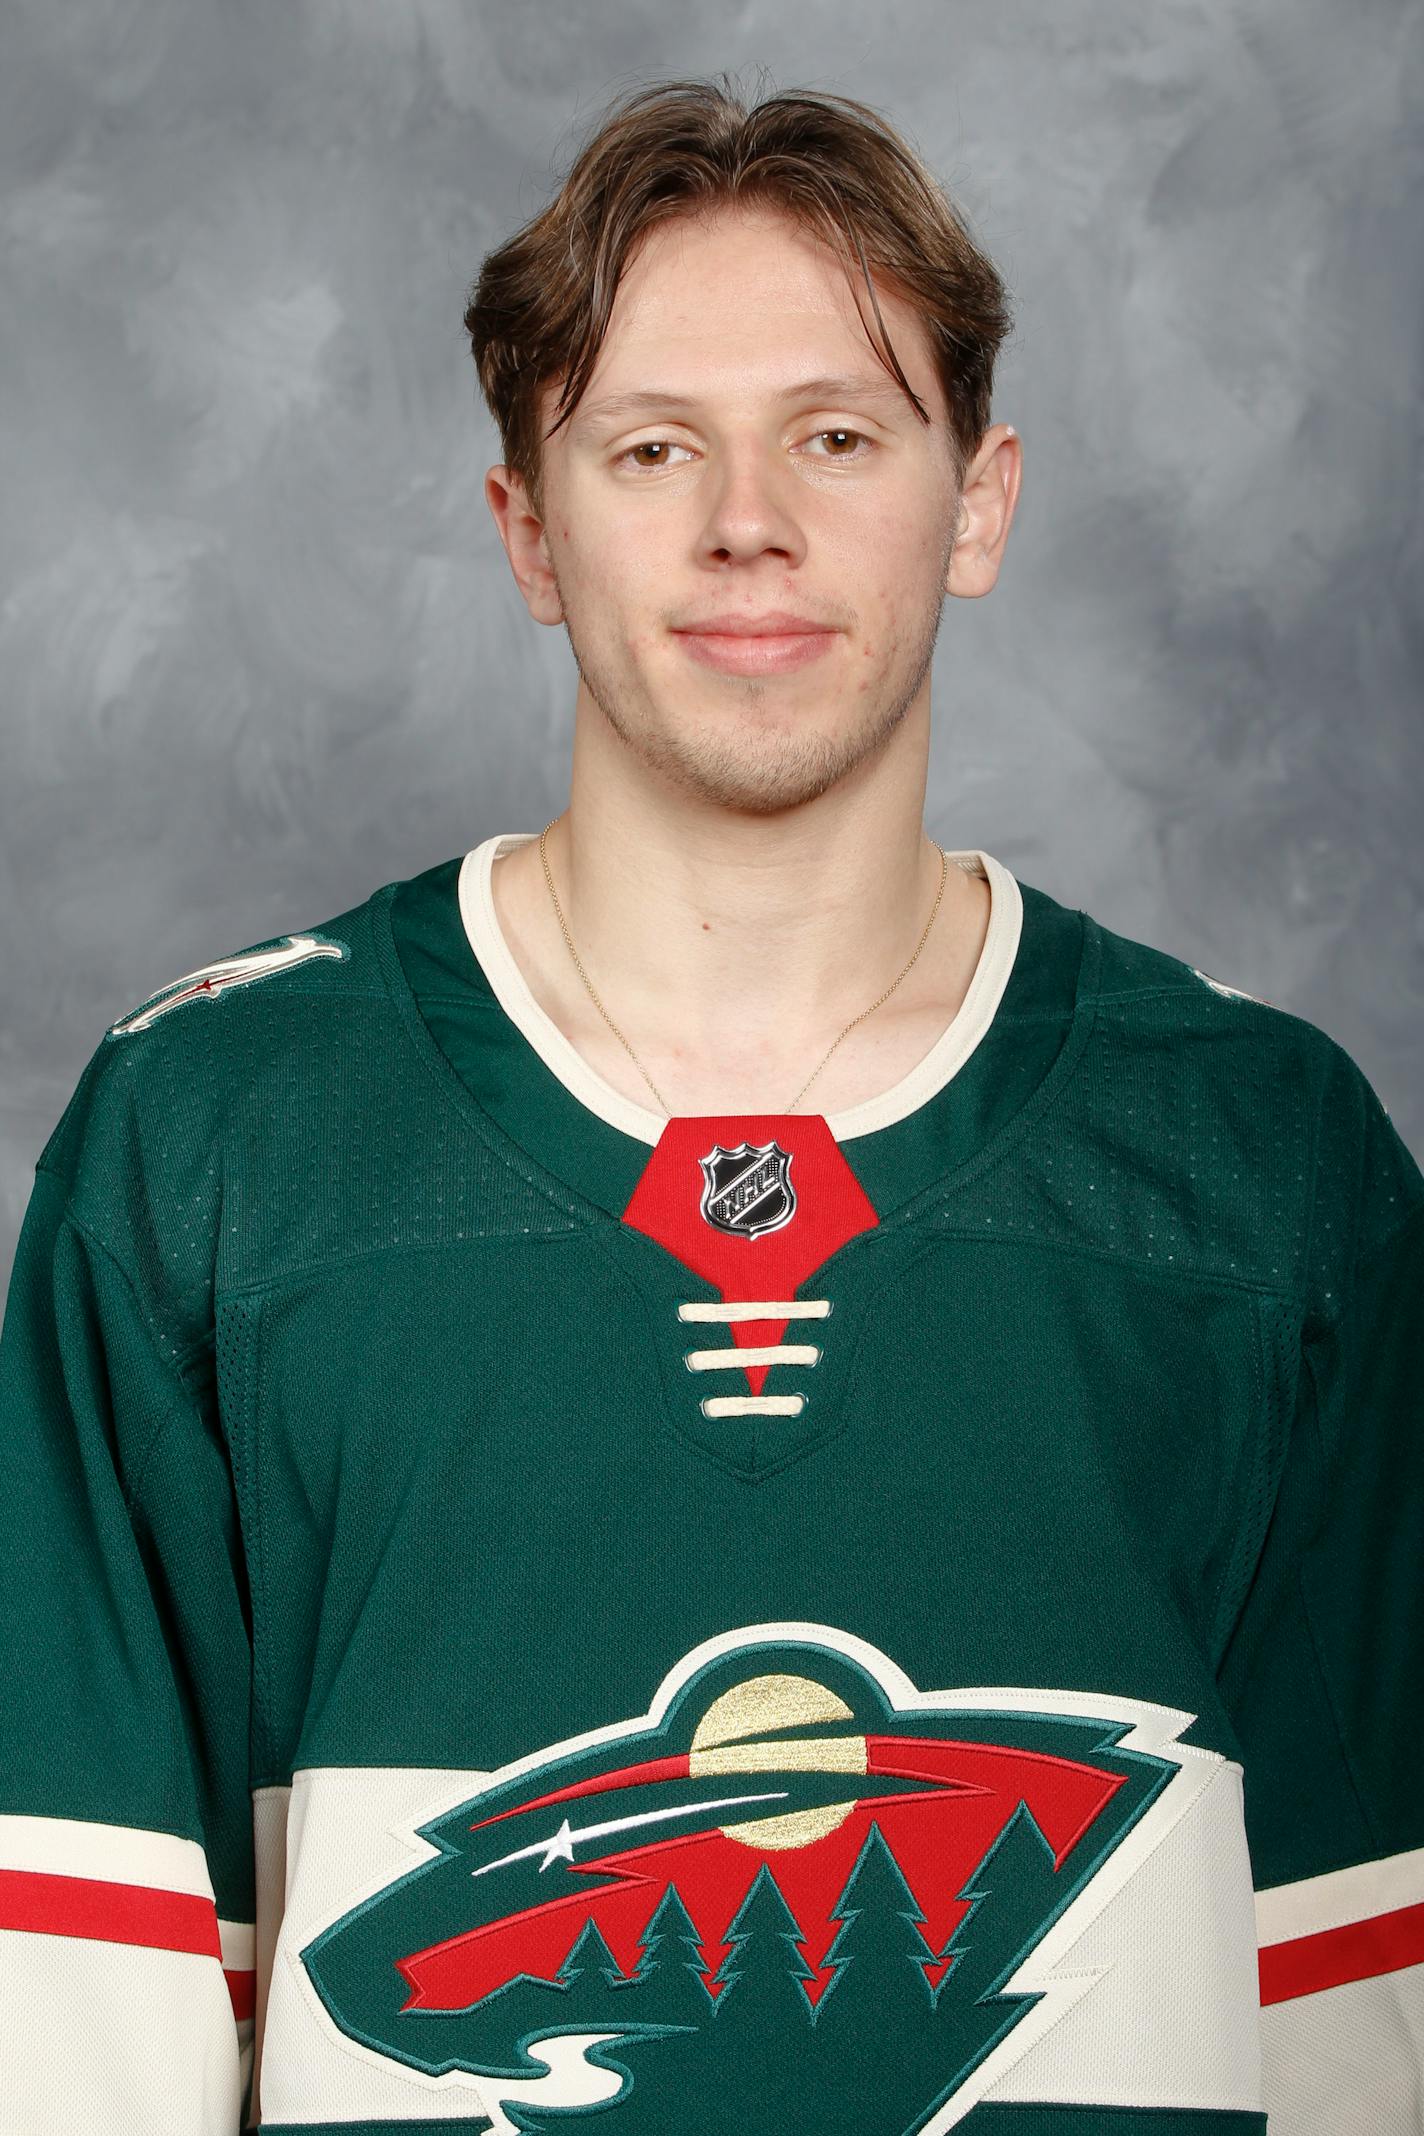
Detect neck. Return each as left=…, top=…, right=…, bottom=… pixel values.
left=555, top=798, right=947, bottom=1046
left=488, top=692, right=993, bottom=1116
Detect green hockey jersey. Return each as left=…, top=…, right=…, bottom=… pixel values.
left=2, top=834, right=1422, bottom=2134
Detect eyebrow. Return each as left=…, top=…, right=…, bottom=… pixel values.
left=572, top=373, right=914, bottom=432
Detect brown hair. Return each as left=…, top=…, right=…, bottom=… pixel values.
left=464, top=72, right=1014, bottom=520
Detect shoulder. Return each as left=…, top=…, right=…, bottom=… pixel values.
left=1087, top=898, right=1382, bottom=1107
left=1076, top=898, right=1424, bottom=1282
left=1088, top=898, right=1289, bottom=1020
left=34, top=875, right=404, bottom=1330
left=103, top=928, right=357, bottom=1038
left=47, top=879, right=392, bottom=1149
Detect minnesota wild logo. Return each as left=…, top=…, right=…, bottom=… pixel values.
left=301, top=1626, right=1193, bottom=2132
left=108, top=933, right=347, bottom=1034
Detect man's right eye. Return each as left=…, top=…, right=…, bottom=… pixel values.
left=616, top=441, right=694, bottom=471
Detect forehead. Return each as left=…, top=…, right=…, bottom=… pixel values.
left=562, top=203, right=942, bottom=426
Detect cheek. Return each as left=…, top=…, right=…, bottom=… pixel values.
left=562, top=523, right=667, bottom=625
left=839, top=490, right=948, bottom=585
left=834, top=531, right=941, bottom=650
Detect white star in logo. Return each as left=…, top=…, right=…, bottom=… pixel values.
left=538, top=1818, right=577, bottom=1871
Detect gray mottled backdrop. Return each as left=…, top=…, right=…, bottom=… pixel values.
left=2, top=0, right=1421, bottom=1294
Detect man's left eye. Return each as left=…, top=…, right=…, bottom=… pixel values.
left=805, top=429, right=871, bottom=457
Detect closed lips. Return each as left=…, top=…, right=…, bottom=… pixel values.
left=674, top=615, right=835, bottom=635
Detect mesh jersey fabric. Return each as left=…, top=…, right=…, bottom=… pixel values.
left=0, top=843, right=1421, bottom=2134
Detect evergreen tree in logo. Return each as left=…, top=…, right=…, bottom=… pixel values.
left=712, top=1863, right=818, bottom=2017
left=815, top=1822, right=952, bottom=2017
left=555, top=1921, right=640, bottom=1999
left=623, top=1886, right=714, bottom=2029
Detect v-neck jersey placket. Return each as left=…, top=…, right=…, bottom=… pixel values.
left=373, top=848, right=1102, bottom=1475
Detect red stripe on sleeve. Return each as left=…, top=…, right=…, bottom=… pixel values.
left=1260, top=1899, right=1424, bottom=2004
left=0, top=1866, right=222, bottom=1960
left=225, top=1965, right=256, bottom=2020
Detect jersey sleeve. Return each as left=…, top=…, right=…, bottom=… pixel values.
left=1217, top=1043, right=1424, bottom=2133
left=0, top=1152, right=255, bottom=2131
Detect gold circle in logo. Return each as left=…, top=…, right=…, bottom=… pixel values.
left=688, top=1673, right=867, bottom=1850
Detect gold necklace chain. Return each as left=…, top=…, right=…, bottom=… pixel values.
left=537, top=817, right=950, bottom=1117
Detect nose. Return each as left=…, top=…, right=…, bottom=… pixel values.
left=694, top=441, right=808, bottom=569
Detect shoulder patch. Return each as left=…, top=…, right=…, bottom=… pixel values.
left=108, top=933, right=349, bottom=1036
left=1189, top=965, right=1276, bottom=1009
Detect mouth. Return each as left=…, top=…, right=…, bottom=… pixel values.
left=671, top=617, right=840, bottom=677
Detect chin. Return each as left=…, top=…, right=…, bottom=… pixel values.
left=646, top=715, right=901, bottom=816
left=582, top=650, right=917, bottom=814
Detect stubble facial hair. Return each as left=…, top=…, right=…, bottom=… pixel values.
left=550, top=520, right=957, bottom=817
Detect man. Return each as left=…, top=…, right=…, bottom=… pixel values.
left=2, top=75, right=1420, bottom=2136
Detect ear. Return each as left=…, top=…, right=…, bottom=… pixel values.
left=946, top=424, right=1023, bottom=600
left=484, top=464, right=565, bottom=625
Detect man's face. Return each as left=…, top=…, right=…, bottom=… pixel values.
left=519, top=204, right=966, bottom=814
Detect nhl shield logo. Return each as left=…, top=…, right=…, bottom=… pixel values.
left=699, top=1139, right=796, bottom=1239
